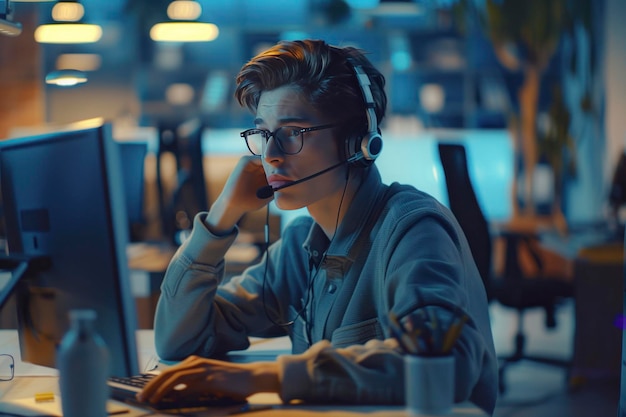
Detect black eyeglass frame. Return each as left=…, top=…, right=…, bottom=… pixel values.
left=240, top=124, right=336, bottom=156
left=0, top=354, right=14, bottom=381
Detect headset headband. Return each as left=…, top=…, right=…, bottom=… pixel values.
left=351, top=64, right=378, bottom=137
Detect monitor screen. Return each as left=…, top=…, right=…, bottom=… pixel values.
left=0, top=119, right=139, bottom=377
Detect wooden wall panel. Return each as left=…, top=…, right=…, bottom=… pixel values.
left=0, top=9, right=43, bottom=139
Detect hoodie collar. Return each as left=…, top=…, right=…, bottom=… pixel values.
left=303, top=165, right=387, bottom=267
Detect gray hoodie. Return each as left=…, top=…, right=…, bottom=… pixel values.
left=154, top=166, right=497, bottom=414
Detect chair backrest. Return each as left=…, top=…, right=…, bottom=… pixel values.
left=437, top=143, right=493, bottom=299
left=118, top=141, right=148, bottom=241
left=156, top=120, right=209, bottom=244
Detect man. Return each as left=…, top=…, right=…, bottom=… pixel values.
left=138, top=39, right=497, bottom=414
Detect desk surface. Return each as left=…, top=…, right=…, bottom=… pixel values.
left=0, top=330, right=488, bottom=417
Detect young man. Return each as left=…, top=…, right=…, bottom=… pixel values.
left=138, top=39, right=497, bottom=414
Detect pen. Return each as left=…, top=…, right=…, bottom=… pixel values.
left=442, top=314, right=468, bottom=353
left=427, top=307, right=443, bottom=353
left=387, top=308, right=469, bottom=356
left=388, top=312, right=419, bottom=354
left=414, top=310, right=435, bottom=354
left=34, top=392, right=55, bottom=402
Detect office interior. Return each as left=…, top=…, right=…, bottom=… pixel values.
left=0, top=0, right=625, bottom=416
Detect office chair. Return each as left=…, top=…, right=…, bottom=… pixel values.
left=118, top=141, right=149, bottom=242
left=156, top=119, right=209, bottom=245
left=437, top=143, right=574, bottom=393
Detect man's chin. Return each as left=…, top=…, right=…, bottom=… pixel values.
left=273, top=194, right=306, bottom=211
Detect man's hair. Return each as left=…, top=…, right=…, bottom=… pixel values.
left=234, top=39, right=387, bottom=142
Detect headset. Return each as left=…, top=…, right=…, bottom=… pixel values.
left=344, top=57, right=383, bottom=167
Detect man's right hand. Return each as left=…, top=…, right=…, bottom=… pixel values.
left=204, top=155, right=270, bottom=235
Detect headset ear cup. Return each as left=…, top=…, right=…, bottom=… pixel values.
left=345, top=132, right=383, bottom=167
left=362, top=132, right=383, bottom=162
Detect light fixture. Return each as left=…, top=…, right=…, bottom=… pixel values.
left=45, top=69, right=87, bottom=87
left=150, top=0, right=218, bottom=43
left=0, top=0, right=22, bottom=36
left=167, top=0, right=201, bottom=20
left=51, top=0, right=83, bottom=21
left=35, top=23, right=101, bottom=43
left=150, top=22, right=218, bottom=42
left=34, top=0, right=102, bottom=44
left=56, top=53, right=101, bottom=71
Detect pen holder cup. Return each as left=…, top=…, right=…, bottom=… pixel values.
left=405, top=354, right=455, bottom=416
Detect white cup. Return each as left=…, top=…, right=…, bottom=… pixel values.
left=405, top=354, right=455, bottom=416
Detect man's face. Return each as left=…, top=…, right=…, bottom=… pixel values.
left=255, top=85, right=346, bottom=211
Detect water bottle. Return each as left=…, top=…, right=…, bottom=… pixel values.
left=57, top=309, right=110, bottom=417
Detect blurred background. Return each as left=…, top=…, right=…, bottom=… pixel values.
left=0, top=0, right=624, bottom=243
left=2, top=4, right=626, bottom=413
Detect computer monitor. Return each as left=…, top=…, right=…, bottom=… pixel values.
left=0, top=119, right=140, bottom=377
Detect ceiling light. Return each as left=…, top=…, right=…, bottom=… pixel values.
left=34, top=1, right=102, bottom=44
left=35, top=22, right=101, bottom=43
left=51, top=1, right=84, bottom=22
left=150, top=0, right=217, bottom=43
left=150, top=21, right=218, bottom=42
left=167, top=0, right=201, bottom=20
left=45, top=69, right=87, bottom=87
left=56, top=53, right=101, bottom=71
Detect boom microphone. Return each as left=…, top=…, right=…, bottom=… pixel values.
left=256, top=160, right=348, bottom=199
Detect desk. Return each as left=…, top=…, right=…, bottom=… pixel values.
left=571, top=242, right=624, bottom=382
left=0, top=330, right=488, bottom=417
left=540, top=231, right=624, bottom=383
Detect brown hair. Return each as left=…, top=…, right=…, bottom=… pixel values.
left=234, top=39, right=387, bottom=143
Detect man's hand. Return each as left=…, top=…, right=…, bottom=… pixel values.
left=137, top=355, right=280, bottom=405
left=204, top=155, right=270, bottom=235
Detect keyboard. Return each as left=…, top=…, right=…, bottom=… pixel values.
left=107, top=373, right=248, bottom=411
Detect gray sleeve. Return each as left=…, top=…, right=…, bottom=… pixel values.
left=154, top=213, right=311, bottom=361
left=153, top=212, right=242, bottom=360
left=277, top=338, right=405, bottom=404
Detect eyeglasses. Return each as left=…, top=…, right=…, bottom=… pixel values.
left=240, top=124, right=335, bottom=156
left=0, top=354, right=14, bottom=381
